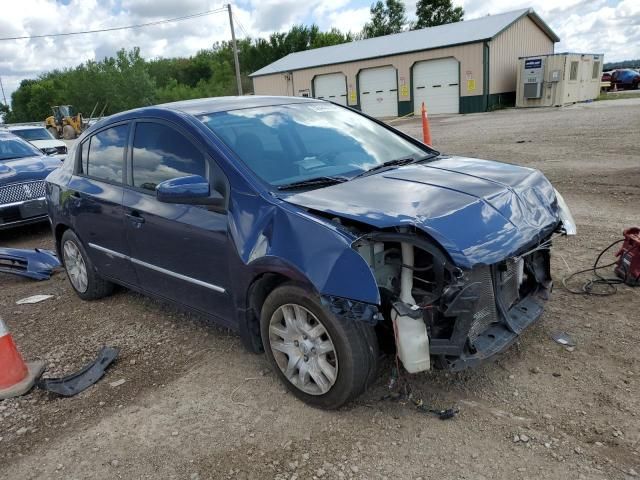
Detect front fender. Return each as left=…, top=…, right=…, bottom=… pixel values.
left=229, top=191, right=380, bottom=306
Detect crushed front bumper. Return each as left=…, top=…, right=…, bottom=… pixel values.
left=430, top=249, right=552, bottom=371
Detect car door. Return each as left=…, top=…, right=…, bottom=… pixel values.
left=68, top=122, right=137, bottom=284
left=121, top=120, right=232, bottom=322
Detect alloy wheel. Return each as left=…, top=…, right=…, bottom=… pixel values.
left=268, top=304, right=338, bottom=395
left=63, top=240, right=88, bottom=293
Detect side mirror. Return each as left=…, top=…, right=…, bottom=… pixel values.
left=156, top=175, right=224, bottom=207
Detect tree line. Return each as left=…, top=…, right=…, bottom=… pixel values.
left=603, top=60, right=640, bottom=71
left=1, top=0, right=463, bottom=123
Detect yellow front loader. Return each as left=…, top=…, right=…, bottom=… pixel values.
left=44, top=105, right=86, bottom=140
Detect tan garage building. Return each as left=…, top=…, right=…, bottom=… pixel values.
left=250, top=8, right=560, bottom=116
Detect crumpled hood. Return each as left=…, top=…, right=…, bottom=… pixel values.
left=0, top=155, right=63, bottom=185
left=284, top=156, right=561, bottom=269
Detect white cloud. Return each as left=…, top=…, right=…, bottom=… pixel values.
left=460, top=0, right=640, bottom=62
left=0, top=0, right=638, bottom=104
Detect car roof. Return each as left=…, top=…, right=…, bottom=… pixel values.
left=0, top=129, right=19, bottom=138
left=157, top=95, right=320, bottom=116
left=5, top=125, right=46, bottom=131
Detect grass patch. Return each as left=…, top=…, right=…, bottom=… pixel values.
left=596, top=91, right=640, bottom=101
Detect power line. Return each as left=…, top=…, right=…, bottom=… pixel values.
left=0, top=7, right=228, bottom=42
left=232, top=11, right=250, bottom=38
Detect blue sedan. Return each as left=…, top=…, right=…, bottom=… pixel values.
left=45, top=96, right=575, bottom=408
left=1, top=130, right=62, bottom=229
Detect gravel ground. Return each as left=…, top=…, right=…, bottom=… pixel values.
left=1, top=99, right=639, bottom=480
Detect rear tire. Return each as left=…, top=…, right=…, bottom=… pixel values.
left=61, top=230, right=114, bottom=300
left=260, top=283, right=378, bottom=409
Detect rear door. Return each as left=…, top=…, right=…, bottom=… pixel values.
left=122, top=120, right=233, bottom=323
left=69, top=122, right=137, bottom=284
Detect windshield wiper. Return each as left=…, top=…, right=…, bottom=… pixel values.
left=352, top=154, right=438, bottom=179
left=277, top=176, right=349, bottom=191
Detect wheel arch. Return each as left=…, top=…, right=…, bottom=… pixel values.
left=54, top=222, right=71, bottom=262
left=238, top=258, right=320, bottom=353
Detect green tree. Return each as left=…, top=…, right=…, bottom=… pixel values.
left=0, top=103, right=10, bottom=123
left=4, top=25, right=354, bottom=122
left=362, top=0, right=407, bottom=38
left=414, top=0, right=463, bottom=29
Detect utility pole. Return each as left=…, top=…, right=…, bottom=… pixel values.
left=227, top=3, right=243, bottom=96
left=0, top=76, right=7, bottom=105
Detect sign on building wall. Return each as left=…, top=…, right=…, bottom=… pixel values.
left=465, top=71, right=476, bottom=93
left=399, top=76, right=409, bottom=98
left=349, top=84, right=356, bottom=104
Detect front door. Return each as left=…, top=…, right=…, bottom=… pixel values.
left=122, top=120, right=232, bottom=323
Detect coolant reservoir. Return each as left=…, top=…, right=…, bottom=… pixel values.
left=392, top=242, right=430, bottom=373
left=392, top=310, right=431, bottom=373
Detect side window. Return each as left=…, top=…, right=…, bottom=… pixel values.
left=570, top=61, right=579, bottom=81
left=85, top=125, right=128, bottom=183
left=592, top=61, right=600, bottom=79
left=131, top=122, right=206, bottom=192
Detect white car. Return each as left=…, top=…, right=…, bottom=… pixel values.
left=5, top=125, right=68, bottom=160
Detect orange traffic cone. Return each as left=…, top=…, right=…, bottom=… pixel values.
left=0, top=317, right=45, bottom=399
left=421, top=102, right=432, bottom=147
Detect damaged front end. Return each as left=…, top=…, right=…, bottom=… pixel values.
left=352, top=229, right=553, bottom=372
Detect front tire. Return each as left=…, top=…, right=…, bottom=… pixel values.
left=62, top=125, right=76, bottom=140
left=61, top=230, right=114, bottom=300
left=260, top=283, right=378, bottom=409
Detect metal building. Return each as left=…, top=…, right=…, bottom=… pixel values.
left=516, top=53, right=604, bottom=107
left=250, top=8, right=560, bottom=117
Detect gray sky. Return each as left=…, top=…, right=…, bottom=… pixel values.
left=0, top=0, right=638, bottom=102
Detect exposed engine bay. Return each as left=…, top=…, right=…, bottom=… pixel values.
left=349, top=227, right=554, bottom=372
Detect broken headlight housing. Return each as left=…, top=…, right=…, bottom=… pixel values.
left=554, top=188, right=577, bottom=236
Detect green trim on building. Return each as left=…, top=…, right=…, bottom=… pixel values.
left=460, top=95, right=486, bottom=113
left=398, top=101, right=412, bottom=117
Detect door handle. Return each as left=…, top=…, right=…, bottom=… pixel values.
left=126, top=212, right=145, bottom=225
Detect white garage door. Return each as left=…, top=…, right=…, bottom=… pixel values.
left=313, top=73, right=347, bottom=105
left=413, top=58, right=459, bottom=115
left=359, top=66, right=398, bottom=118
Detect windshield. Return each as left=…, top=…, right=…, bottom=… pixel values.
left=0, top=136, right=42, bottom=161
left=11, top=128, right=53, bottom=141
left=199, top=102, right=430, bottom=186
left=58, top=105, right=74, bottom=117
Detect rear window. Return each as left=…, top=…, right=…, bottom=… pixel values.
left=11, top=128, right=53, bottom=141
left=82, top=125, right=127, bottom=183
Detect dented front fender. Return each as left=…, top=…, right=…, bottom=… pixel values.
left=228, top=191, right=380, bottom=307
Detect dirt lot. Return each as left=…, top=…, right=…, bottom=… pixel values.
left=1, top=99, right=639, bottom=480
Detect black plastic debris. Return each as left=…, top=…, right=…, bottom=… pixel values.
left=0, top=248, right=61, bottom=280
left=37, top=346, right=119, bottom=396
